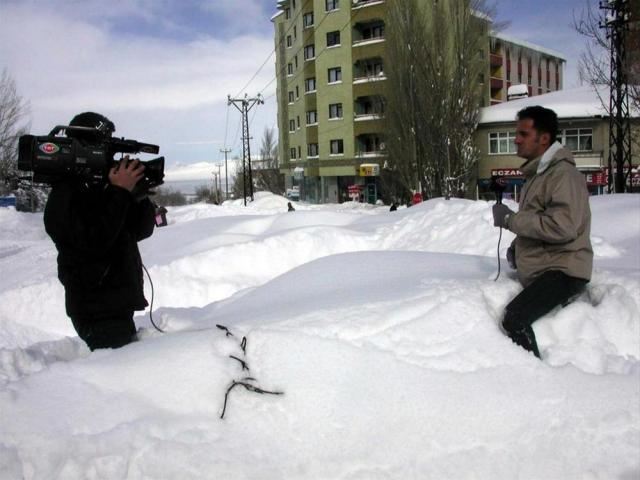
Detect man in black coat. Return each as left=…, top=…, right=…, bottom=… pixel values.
left=44, top=112, right=156, bottom=350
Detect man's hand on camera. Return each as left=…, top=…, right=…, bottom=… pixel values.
left=109, top=156, right=145, bottom=192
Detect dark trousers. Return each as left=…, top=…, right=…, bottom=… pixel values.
left=502, top=270, right=588, bottom=358
left=71, top=310, right=137, bottom=351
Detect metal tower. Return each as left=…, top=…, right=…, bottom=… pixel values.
left=227, top=94, right=264, bottom=205
left=600, top=0, right=632, bottom=193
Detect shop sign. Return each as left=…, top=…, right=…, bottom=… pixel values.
left=348, top=184, right=363, bottom=200
left=491, top=168, right=523, bottom=177
left=584, top=171, right=607, bottom=186
left=359, top=164, right=380, bottom=177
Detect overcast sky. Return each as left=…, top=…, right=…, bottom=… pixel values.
left=0, top=0, right=597, bottom=168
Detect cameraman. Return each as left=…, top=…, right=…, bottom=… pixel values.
left=44, top=112, right=156, bottom=351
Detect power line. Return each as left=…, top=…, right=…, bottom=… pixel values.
left=233, top=5, right=306, bottom=97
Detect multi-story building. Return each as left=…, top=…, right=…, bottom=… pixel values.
left=272, top=0, right=567, bottom=203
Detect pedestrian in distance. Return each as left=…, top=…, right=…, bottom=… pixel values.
left=492, top=106, right=593, bottom=358
left=44, top=112, right=157, bottom=351
left=287, top=202, right=295, bottom=212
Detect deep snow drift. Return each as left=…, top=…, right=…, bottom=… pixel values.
left=0, top=193, right=638, bottom=479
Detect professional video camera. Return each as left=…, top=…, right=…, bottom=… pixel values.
left=18, top=124, right=165, bottom=191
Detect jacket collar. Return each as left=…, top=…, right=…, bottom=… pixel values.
left=520, top=142, right=574, bottom=178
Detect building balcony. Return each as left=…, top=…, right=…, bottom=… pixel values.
left=352, top=0, right=385, bottom=8
left=353, top=73, right=387, bottom=84
left=354, top=57, right=385, bottom=84
left=356, top=133, right=386, bottom=158
left=354, top=95, right=385, bottom=114
left=490, top=53, right=503, bottom=68
left=354, top=114, right=383, bottom=121
left=353, top=19, right=385, bottom=47
left=490, top=77, right=503, bottom=90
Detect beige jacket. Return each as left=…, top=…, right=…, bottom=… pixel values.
left=507, top=143, right=593, bottom=287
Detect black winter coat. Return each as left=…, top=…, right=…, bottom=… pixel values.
left=44, top=179, right=155, bottom=316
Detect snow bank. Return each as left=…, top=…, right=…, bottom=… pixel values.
left=0, top=193, right=638, bottom=479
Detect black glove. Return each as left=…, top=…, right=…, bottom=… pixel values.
left=507, top=244, right=516, bottom=269
left=492, top=203, right=514, bottom=228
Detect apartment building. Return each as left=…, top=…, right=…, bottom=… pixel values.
left=273, top=0, right=567, bottom=203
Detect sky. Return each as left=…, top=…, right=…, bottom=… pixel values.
left=0, top=0, right=598, bottom=170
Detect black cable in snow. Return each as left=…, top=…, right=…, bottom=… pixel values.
left=220, top=379, right=284, bottom=420
left=142, top=263, right=164, bottom=333
left=494, top=226, right=503, bottom=282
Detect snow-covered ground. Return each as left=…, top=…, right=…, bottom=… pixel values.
left=0, top=192, right=638, bottom=479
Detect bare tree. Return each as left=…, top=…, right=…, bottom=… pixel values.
left=0, top=69, right=30, bottom=194
left=385, top=0, right=490, bottom=199
left=254, top=126, right=284, bottom=194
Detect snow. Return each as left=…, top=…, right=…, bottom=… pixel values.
left=479, top=84, right=640, bottom=124
left=0, top=192, right=639, bottom=479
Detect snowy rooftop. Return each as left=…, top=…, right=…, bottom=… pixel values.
left=492, top=31, right=567, bottom=61
left=479, top=84, right=640, bottom=124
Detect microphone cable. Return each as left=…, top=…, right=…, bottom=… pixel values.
left=142, top=263, right=164, bottom=333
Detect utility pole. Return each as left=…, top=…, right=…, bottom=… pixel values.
left=227, top=94, right=264, bottom=206
left=601, top=0, right=632, bottom=193
left=215, top=163, right=222, bottom=203
left=220, top=147, right=231, bottom=200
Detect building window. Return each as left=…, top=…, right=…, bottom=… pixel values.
left=292, top=0, right=296, bottom=9
left=298, top=146, right=301, bottom=158
left=295, top=85, right=299, bottom=98
left=329, top=103, right=343, bottom=119
left=562, top=128, right=593, bottom=152
left=287, top=63, right=293, bottom=76
left=290, top=147, right=296, bottom=159
left=326, top=0, right=339, bottom=11
left=330, top=139, right=344, bottom=155
left=297, top=116, right=301, bottom=128
left=308, top=143, right=319, bottom=157
left=294, top=25, right=297, bottom=39
left=303, top=12, right=314, bottom=28
left=327, top=31, right=341, bottom=47
left=306, top=110, right=318, bottom=125
left=285, top=7, right=291, bottom=19
left=304, top=44, right=315, bottom=60
left=489, top=132, right=516, bottom=154
left=287, top=35, right=292, bottom=48
left=328, top=67, right=342, bottom=83
left=288, top=91, right=294, bottom=103
left=304, top=77, right=316, bottom=92
left=294, top=55, right=298, bottom=68
left=289, top=120, right=296, bottom=132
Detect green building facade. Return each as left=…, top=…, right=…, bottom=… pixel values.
left=273, top=0, right=566, bottom=203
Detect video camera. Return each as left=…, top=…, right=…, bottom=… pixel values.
left=18, top=124, right=165, bottom=190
